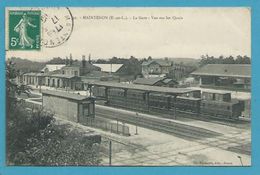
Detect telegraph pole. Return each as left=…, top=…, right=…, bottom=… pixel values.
left=237, top=155, right=243, bottom=166
left=109, top=140, right=112, bottom=166
left=135, top=112, right=138, bottom=135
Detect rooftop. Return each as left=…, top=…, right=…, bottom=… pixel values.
left=133, top=77, right=165, bottom=85
left=64, top=61, right=100, bottom=70
left=41, top=64, right=65, bottom=72
left=89, top=81, right=199, bottom=95
left=49, top=74, right=78, bottom=79
left=93, top=64, right=123, bottom=73
left=191, top=64, right=251, bottom=78
left=42, top=90, right=93, bottom=101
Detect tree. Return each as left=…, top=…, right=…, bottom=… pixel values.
left=6, top=61, right=31, bottom=110
left=199, top=55, right=250, bottom=66
left=6, top=63, right=101, bottom=166
left=47, top=57, right=66, bottom=64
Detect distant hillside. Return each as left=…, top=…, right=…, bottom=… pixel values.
left=7, top=57, right=46, bottom=73
left=167, top=57, right=200, bottom=65
left=142, top=57, right=199, bottom=66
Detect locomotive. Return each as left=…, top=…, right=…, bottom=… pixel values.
left=92, top=85, right=244, bottom=120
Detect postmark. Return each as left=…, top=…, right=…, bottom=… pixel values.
left=8, top=10, right=41, bottom=50
left=41, top=7, right=74, bottom=48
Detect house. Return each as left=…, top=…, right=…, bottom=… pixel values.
left=133, top=77, right=178, bottom=87
left=141, top=59, right=172, bottom=76
left=191, top=64, right=251, bottom=91
left=168, top=63, right=196, bottom=80
left=44, top=54, right=101, bottom=90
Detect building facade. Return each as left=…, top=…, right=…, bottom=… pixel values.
left=142, top=59, right=172, bottom=76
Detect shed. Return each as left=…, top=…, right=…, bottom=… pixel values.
left=191, top=64, right=251, bottom=90
left=42, top=90, right=95, bottom=123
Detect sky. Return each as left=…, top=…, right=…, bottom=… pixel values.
left=6, top=7, right=251, bottom=61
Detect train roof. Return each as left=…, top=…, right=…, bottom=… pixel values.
left=89, top=81, right=199, bottom=95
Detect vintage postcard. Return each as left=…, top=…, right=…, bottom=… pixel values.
left=5, top=7, right=251, bottom=167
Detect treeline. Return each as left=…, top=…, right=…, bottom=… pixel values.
left=6, top=63, right=101, bottom=165
left=200, top=55, right=251, bottom=66
left=46, top=57, right=66, bottom=64
left=95, top=56, right=141, bottom=64
left=7, top=57, right=45, bottom=73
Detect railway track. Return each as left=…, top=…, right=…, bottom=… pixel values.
left=95, top=108, right=222, bottom=141
left=96, top=101, right=250, bottom=129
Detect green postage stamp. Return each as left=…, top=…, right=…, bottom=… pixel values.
left=8, top=10, right=41, bottom=50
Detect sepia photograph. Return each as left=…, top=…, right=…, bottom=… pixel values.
left=5, top=7, right=251, bottom=166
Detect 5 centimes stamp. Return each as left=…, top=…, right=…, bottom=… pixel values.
left=8, top=10, right=41, bottom=50
left=41, top=7, right=74, bottom=48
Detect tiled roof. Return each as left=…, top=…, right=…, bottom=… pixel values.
left=191, top=64, right=251, bottom=78
left=133, top=77, right=164, bottom=85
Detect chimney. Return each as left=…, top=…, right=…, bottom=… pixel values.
left=69, top=53, right=73, bottom=65
left=88, top=54, right=91, bottom=64
left=65, top=56, right=69, bottom=65
left=82, top=55, right=86, bottom=68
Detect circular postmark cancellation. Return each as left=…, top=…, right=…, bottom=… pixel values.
left=41, top=7, right=74, bottom=48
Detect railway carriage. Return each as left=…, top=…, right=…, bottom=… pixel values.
left=175, top=96, right=201, bottom=114
left=92, top=84, right=244, bottom=121
left=92, top=86, right=106, bottom=98
left=148, top=93, right=171, bottom=112
left=107, top=88, right=126, bottom=108
left=126, top=90, right=148, bottom=112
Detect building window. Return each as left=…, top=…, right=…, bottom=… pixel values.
left=83, top=103, right=94, bottom=116
left=74, top=71, right=78, bottom=76
left=83, top=104, right=89, bottom=116
left=89, top=103, right=94, bottom=115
